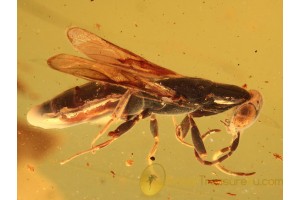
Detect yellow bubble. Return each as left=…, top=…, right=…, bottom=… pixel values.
left=139, top=163, right=166, bottom=196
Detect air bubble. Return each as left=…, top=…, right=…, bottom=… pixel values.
left=139, top=163, right=166, bottom=196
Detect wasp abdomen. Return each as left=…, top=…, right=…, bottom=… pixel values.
left=27, top=82, right=125, bottom=129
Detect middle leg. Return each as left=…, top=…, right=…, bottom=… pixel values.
left=147, top=114, right=159, bottom=165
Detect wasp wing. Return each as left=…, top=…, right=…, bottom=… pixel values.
left=66, top=27, right=182, bottom=79
left=47, top=54, right=178, bottom=98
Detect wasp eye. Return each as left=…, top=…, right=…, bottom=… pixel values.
left=233, top=104, right=257, bottom=129
left=239, top=106, right=251, bottom=116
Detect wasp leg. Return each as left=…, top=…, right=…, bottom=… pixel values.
left=193, top=131, right=241, bottom=165
left=91, top=89, right=134, bottom=147
left=210, top=141, right=256, bottom=176
left=148, top=114, right=159, bottom=165
left=190, top=114, right=244, bottom=166
left=201, top=129, right=221, bottom=140
left=60, top=109, right=150, bottom=165
left=173, top=115, right=193, bottom=148
left=201, top=123, right=256, bottom=176
left=212, top=154, right=255, bottom=176
left=173, top=115, right=243, bottom=168
left=189, top=115, right=208, bottom=157
left=193, top=124, right=254, bottom=175
left=107, top=109, right=150, bottom=138
left=60, top=137, right=116, bottom=165
left=173, top=116, right=220, bottom=148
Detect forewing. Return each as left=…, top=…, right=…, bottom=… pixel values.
left=67, top=27, right=182, bottom=78
left=47, top=54, right=177, bottom=98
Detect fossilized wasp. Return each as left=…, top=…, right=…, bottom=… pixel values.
left=27, top=27, right=262, bottom=175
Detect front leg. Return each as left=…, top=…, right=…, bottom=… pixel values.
left=174, top=115, right=241, bottom=166
left=193, top=132, right=240, bottom=166
left=210, top=144, right=255, bottom=176
left=190, top=119, right=255, bottom=175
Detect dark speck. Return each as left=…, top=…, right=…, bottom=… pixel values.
left=150, top=156, right=155, bottom=161
left=254, top=50, right=258, bottom=53
left=110, top=170, right=116, bottom=178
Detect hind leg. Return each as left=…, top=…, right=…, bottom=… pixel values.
left=60, top=109, right=151, bottom=165
left=90, top=89, right=134, bottom=148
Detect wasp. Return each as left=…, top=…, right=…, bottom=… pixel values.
left=27, top=27, right=263, bottom=176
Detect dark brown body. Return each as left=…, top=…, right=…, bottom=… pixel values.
left=32, top=77, right=250, bottom=129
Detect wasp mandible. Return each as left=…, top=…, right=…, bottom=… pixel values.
left=27, top=27, right=262, bottom=176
